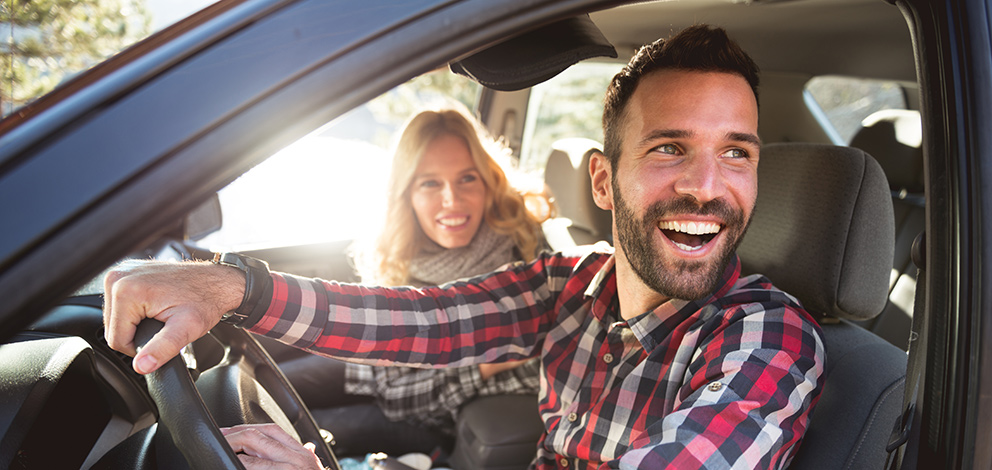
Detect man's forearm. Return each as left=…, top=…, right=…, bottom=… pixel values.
left=247, top=261, right=560, bottom=368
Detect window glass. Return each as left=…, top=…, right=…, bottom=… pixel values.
left=804, top=76, right=908, bottom=144
left=519, top=61, right=623, bottom=175
left=200, top=70, right=480, bottom=251
left=1, top=0, right=219, bottom=118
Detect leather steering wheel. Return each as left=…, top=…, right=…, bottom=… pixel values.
left=135, top=319, right=338, bottom=470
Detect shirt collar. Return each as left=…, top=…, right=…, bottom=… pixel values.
left=586, top=253, right=743, bottom=353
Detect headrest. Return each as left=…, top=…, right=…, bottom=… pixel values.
left=543, top=138, right=613, bottom=244
left=449, top=15, right=617, bottom=91
left=849, top=109, right=924, bottom=193
left=738, top=143, right=895, bottom=321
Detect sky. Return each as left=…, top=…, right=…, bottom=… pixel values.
left=146, top=0, right=218, bottom=31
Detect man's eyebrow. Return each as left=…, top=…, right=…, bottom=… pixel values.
left=638, top=129, right=762, bottom=148
left=638, top=129, right=692, bottom=147
left=728, top=132, right=762, bottom=147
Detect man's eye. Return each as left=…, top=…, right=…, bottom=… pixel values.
left=653, top=144, right=680, bottom=155
left=722, top=148, right=749, bottom=159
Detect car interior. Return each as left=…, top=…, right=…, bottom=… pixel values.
left=0, top=0, right=931, bottom=468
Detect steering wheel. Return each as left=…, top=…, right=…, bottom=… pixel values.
left=134, top=319, right=338, bottom=470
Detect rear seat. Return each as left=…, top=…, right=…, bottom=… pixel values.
left=542, top=138, right=612, bottom=250
left=849, top=109, right=925, bottom=350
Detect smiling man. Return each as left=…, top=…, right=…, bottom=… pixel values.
left=104, top=25, right=824, bottom=470
left=597, top=63, right=761, bottom=316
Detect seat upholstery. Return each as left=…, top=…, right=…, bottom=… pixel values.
left=450, top=395, right=544, bottom=470
left=849, top=109, right=925, bottom=350
left=738, top=143, right=895, bottom=321
left=739, top=143, right=907, bottom=469
left=542, top=138, right=612, bottom=248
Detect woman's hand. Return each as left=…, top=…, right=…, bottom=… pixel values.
left=221, top=424, right=325, bottom=470
left=478, top=359, right=529, bottom=380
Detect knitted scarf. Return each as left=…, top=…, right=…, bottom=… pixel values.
left=408, top=223, right=517, bottom=286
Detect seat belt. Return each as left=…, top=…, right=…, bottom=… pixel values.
left=886, top=231, right=926, bottom=469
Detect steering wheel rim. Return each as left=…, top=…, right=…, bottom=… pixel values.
left=135, top=319, right=338, bottom=470
left=202, top=322, right=337, bottom=466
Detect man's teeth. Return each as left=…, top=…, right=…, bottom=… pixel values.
left=657, top=220, right=721, bottom=235
left=439, top=217, right=468, bottom=227
left=673, top=242, right=704, bottom=252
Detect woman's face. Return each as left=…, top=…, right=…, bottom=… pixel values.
left=409, top=134, right=487, bottom=249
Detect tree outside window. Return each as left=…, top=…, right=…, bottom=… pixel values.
left=1, top=0, right=150, bottom=117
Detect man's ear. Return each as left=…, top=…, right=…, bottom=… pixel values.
left=589, top=150, right=614, bottom=211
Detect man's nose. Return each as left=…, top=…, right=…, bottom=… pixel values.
left=674, top=155, right=727, bottom=203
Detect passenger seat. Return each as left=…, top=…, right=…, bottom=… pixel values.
left=849, top=109, right=924, bottom=350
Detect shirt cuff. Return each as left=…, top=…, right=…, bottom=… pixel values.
left=239, top=272, right=273, bottom=329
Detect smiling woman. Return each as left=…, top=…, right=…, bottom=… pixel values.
left=200, top=70, right=482, bottom=252
left=409, top=133, right=488, bottom=250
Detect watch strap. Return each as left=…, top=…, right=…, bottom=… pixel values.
left=212, top=252, right=271, bottom=328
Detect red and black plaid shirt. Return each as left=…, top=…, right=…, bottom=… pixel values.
left=249, top=246, right=824, bottom=469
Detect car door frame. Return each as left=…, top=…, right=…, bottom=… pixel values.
left=0, top=0, right=618, bottom=337
left=898, top=0, right=992, bottom=468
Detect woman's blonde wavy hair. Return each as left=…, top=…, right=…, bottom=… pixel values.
left=358, top=107, right=546, bottom=286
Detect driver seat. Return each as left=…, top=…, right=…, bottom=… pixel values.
left=738, top=142, right=908, bottom=469
left=452, top=142, right=906, bottom=469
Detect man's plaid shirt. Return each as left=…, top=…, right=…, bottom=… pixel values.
left=248, top=246, right=825, bottom=469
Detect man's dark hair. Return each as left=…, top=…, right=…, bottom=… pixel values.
left=602, top=25, right=760, bottom=168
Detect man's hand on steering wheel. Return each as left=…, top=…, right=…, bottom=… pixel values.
left=222, top=424, right=325, bottom=470
left=103, top=259, right=244, bottom=374
left=110, top=261, right=340, bottom=469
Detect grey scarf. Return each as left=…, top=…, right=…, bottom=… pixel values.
left=408, top=223, right=517, bottom=286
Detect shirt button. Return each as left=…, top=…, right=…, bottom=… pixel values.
left=560, top=457, right=569, bottom=467
left=708, top=381, right=723, bottom=392
left=603, top=353, right=614, bottom=364
left=567, top=412, right=578, bottom=422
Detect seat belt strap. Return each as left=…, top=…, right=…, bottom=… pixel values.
left=886, top=231, right=926, bottom=468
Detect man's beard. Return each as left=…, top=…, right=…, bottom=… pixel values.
left=613, top=188, right=751, bottom=301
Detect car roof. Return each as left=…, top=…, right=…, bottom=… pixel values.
left=591, top=0, right=915, bottom=82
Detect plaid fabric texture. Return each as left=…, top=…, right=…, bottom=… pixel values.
left=250, top=247, right=825, bottom=469
left=343, top=359, right=540, bottom=432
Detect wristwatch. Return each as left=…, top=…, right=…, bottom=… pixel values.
left=212, top=252, right=270, bottom=327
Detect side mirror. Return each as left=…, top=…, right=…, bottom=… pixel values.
left=185, top=194, right=223, bottom=241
